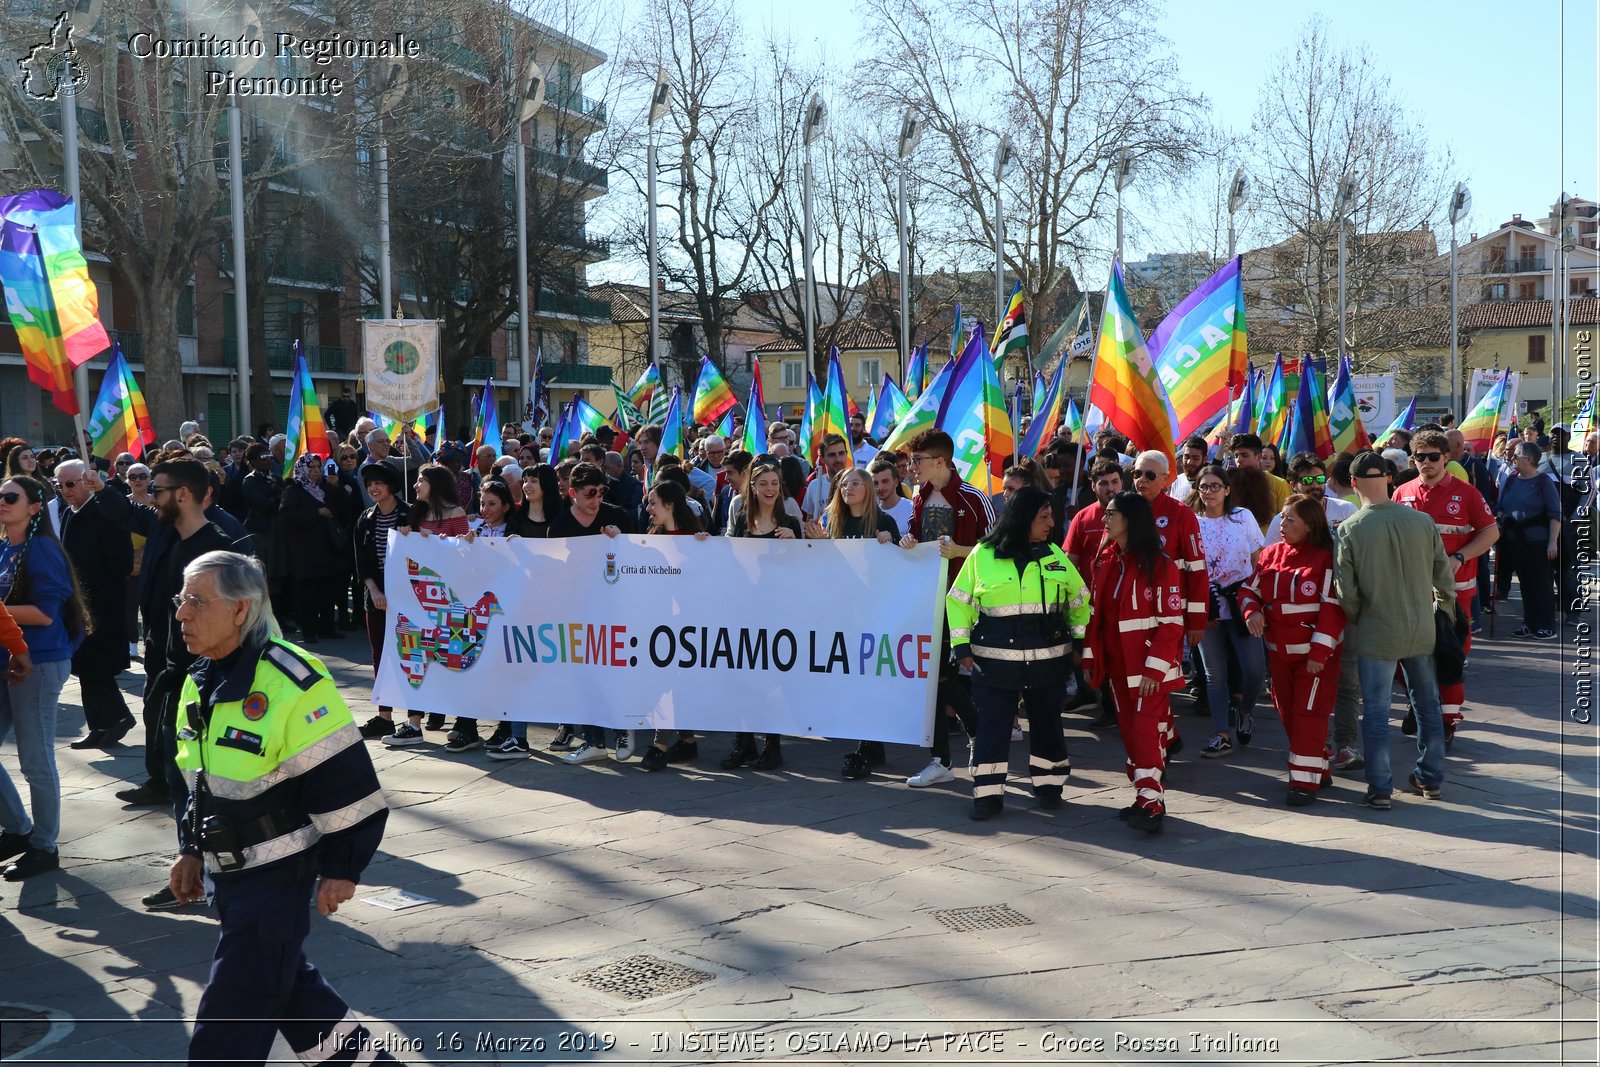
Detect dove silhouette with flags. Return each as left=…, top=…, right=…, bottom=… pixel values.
left=395, top=560, right=503, bottom=686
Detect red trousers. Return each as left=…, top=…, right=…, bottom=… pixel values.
left=1108, top=674, right=1173, bottom=813
left=1266, top=650, right=1340, bottom=792
left=1439, top=590, right=1473, bottom=729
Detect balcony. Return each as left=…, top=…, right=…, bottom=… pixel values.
left=1483, top=257, right=1548, bottom=275
left=222, top=338, right=347, bottom=372
left=547, top=362, right=612, bottom=387
left=219, top=243, right=342, bottom=290
left=27, top=102, right=134, bottom=145
left=549, top=229, right=611, bottom=259
left=529, top=148, right=608, bottom=192
left=536, top=288, right=611, bottom=320
left=108, top=330, right=142, bottom=362
left=546, top=85, right=607, bottom=126
left=465, top=357, right=498, bottom=380
left=424, top=36, right=489, bottom=80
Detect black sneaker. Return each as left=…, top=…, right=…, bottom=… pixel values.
left=1200, top=734, right=1233, bottom=759
left=1167, top=734, right=1184, bottom=759
left=969, top=797, right=1003, bottom=821
left=841, top=752, right=873, bottom=780
left=639, top=746, right=669, bottom=772
left=1363, top=791, right=1392, bottom=811
left=115, top=781, right=170, bottom=807
left=1510, top=624, right=1535, bottom=638
left=1085, top=709, right=1119, bottom=730
left=1234, top=713, right=1253, bottom=747
left=425, top=713, right=448, bottom=731
left=548, top=726, right=577, bottom=751
left=1406, top=773, right=1442, bottom=800
left=662, top=738, right=699, bottom=764
left=101, top=714, right=137, bottom=746
left=1533, top=628, right=1559, bottom=641
left=359, top=716, right=396, bottom=740
left=0, top=832, right=29, bottom=863
left=485, top=736, right=531, bottom=761
left=1129, top=807, right=1164, bottom=834
left=753, top=741, right=783, bottom=771
left=1035, top=792, right=1063, bottom=811
left=486, top=722, right=512, bottom=747
left=444, top=730, right=482, bottom=754
left=141, top=885, right=199, bottom=911
left=3, top=848, right=59, bottom=881
left=1286, top=788, right=1316, bottom=807
left=1117, top=804, right=1141, bottom=821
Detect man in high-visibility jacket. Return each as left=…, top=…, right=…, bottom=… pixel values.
left=167, top=551, right=395, bottom=1067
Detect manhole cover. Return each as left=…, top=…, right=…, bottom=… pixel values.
left=567, top=954, right=714, bottom=1001
left=931, top=905, right=1034, bottom=932
left=0, top=1003, right=72, bottom=1059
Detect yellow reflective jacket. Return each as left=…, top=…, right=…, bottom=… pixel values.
left=946, top=543, right=1090, bottom=688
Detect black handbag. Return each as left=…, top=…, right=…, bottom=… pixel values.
left=325, top=518, right=351, bottom=553
left=1433, top=606, right=1467, bottom=688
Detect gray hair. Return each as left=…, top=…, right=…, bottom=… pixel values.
left=55, top=458, right=86, bottom=480
left=365, top=428, right=390, bottom=448
left=179, top=421, right=200, bottom=438
left=184, top=551, right=279, bottom=647
left=128, top=463, right=150, bottom=478
left=1512, top=440, right=1542, bottom=465
left=1134, top=450, right=1170, bottom=473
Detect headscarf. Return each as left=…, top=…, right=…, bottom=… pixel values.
left=294, top=452, right=326, bottom=503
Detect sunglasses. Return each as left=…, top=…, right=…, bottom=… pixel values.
left=116, top=460, right=131, bottom=467
left=1298, top=474, right=1328, bottom=485
left=129, top=473, right=150, bottom=481
left=0, top=491, right=22, bottom=505
left=1413, top=451, right=1443, bottom=463
left=1132, top=470, right=1162, bottom=481
left=575, top=487, right=602, bottom=498
left=58, top=479, right=82, bottom=490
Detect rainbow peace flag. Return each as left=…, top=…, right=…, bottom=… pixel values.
left=949, top=304, right=964, bottom=361
left=716, top=408, right=736, bottom=438
left=1230, top=365, right=1257, bottom=437
left=883, top=358, right=955, bottom=453
left=1379, top=396, right=1418, bottom=445
left=0, top=190, right=111, bottom=415
left=904, top=343, right=928, bottom=402
left=282, top=342, right=330, bottom=475
left=818, top=350, right=851, bottom=463
left=742, top=359, right=767, bottom=455
left=937, top=324, right=1013, bottom=492
left=868, top=374, right=910, bottom=442
left=1031, top=371, right=1047, bottom=420
left=1258, top=354, right=1290, bottom=447
left=659, top=386, right=687, bottom=459
left=1570, top=384, right=1597, bottom=436
left=691, top=354, right=736, bottom=426
left=471, top=375, right=501, bottom=456
left=990, top=284, right=1028, bottom=367
left=1063, top=396, right=1084, bottom=443
left=1304, top=356, right=1336, bottom=458
left=1018, top=350, right=1067, bottom=458
left=1151, top=256, right=1248, bottom=441
left=1249, top=367, right=1267, bottom=432
left=796, top=372, right=820, bottom=461
left=1326, top=352, right=1372, bottom=455
left=1086, top=261, right=1176, bottom=465
left=86, top=342, right=155, bottom=460
left=1460, top=372, right=1510, bottom=454
left=628, top=362, right=663, bottom=413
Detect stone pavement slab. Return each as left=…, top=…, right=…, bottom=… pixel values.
left=1, top=626, right=1596, bottom=1065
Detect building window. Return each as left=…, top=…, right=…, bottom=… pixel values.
left=1528, top=335, right=1546, bottom=364
left=858, top=357, right=881, bottom=387
left=1489, top=283, right=1509, bottom=301
left=781, top=359, right=804, bottom=390
left=1517, top=281, right=1538, bottom=300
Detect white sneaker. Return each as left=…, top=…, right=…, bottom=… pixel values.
left=563, top=743, right=608, bottom=765
left=907, top=759, right=956, bottom=787
left=614, top=731, right=635, bottom=762
left=1010, top=726, right=1024, bottom=742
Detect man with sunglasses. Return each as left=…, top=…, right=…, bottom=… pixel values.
left=1265, top=453, right=1358, bottom=545
left=1129, top=451, right=1210, bottom=649
left=1391, top=428, right=1498, bottom=745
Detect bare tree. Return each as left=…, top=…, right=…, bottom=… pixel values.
left=853, top=0, right=1204, bottom=342
left=1247, top=16, right=1454, bottom=364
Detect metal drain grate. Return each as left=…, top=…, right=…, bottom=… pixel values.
left=931, top=905, right=1035, bottom=932
left=568, top=955, right=715, bottom=1001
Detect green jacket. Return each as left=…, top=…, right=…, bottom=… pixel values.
left=1334, top=501, right=1455, bottom=659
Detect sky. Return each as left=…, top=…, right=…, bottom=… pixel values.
left=606, top=0, right=1598, bottom=264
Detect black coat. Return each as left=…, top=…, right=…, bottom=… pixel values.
left=60, top=497, right=134, bottom=678
left=279, top=480, right=349, bottom=580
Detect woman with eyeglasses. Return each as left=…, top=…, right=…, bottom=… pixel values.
left=1239, top=494, right=1347, bottom=806
left=1081, top=491, right=1185, bottom=834
left=1186, top=465, right=1267, bottom=759
left=0, top=475, right=88, bottom=879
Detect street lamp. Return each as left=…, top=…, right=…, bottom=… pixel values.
left=514, top=57, right=545, bottom=415
left=801, top=94, right=826, bottom=365
left=372, top=58, right=407, bottom=321
left=646, top=68, right=671, bottom=372
left=993, top=133, right=1013, bottom=329
left=1113, top=150, right=1132, bottom=265
left=1448, top=181, right=1471, bottom=418
left=895, top=109, right=923, bottom=381
left=226, top=11, right=267, bottom=438
left=1226, top=166, right=1248, bottom=261
left=1335, top=172, right=1358, bottom=362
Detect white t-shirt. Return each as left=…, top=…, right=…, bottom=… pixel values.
left=801, top=472, right=834, bottom=520
left=1263, top=495, right=1358, bottom=545
left=852, top=440, right=878, bottom=467
left=879, top=495, right=915, bottom=533
left=1195, top=507, right=1264, bottom=594
left=1169, top=473, right=1193, bottom=502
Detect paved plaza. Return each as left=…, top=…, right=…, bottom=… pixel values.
left=1, top=619, right=1597, bottom=1065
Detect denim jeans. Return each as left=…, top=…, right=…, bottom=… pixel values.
left=1357, top=653, right=1445, bottom=796
left=1197, top=622, right=1266, bottom=737
left=0, top=657, right=71, bottom=851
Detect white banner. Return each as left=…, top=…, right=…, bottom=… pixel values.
left=372, top=533, right=947, bottom=744
left=1467, top=368, right=1500, bottom=411
left=1468, top=369, right=1521, bottom=422
left=362, top=319, right=440, bottom=424
left=1352, top=374, right=1394, bottom=435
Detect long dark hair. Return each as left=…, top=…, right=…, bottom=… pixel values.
left=2, top=476, right=89, bottom=639
left=1187, top=463, right=1231, bottom=512
left=647, top=480, right=700, bottom=533
left=981, top=486, right=1051, bottom=559
left=742, top=461, right=785, bottom=529
left=1107, top=490, right=1163, bottom=581
left=518, top=463, right=561, bottom=523
left=1284, top=493, right=1334, bottom=551
left=777, top=456, right=807, bottom=502
left=408, top=463, right=460, bottom=525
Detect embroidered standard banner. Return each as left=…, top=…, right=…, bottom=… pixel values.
left=361, top=319, right=440, bottom=424
left=371, top=532, right=947, bottom=744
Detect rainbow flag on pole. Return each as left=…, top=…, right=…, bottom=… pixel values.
left=1326, top=353, right=1371, bottom=454
left=1258, top=354, right=1290, bottom=447
left=628, top=362, right=663, bottom=413
left=691, top=353, right=737, bottom=426
left=659, top=386, right=687, bottom=460
left=1151, top=256, right=1248, bottom=441
left=818, top=349, right=852, bottom=463
left=1379, top=396, right=1418, bottom=446
left=86, top=342, right=155, bottom=460
left=990, top=284, right=1028, bottom=368
left=884, top=358, right=955, bottom=453
left=283, top=341, right=330, bottom=475
left=742, top=359, right=768, bottom=454
left=471, top=376, right=501, bottom=456
left=1460, top=371, right=1511, bottom=454
left=0, top=190, right=112, bottom=416
left=868, top=374, right=910, bottom=442
left=1018, top=348, right=1068, bottom=458
left=937, top=323, right=1014, bottom=492
left=1086, top=261, right=1176, bottom=465
left=904, top=343, right=928, bottom=402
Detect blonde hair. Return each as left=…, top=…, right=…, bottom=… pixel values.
left=824, top=467, right=876, bottom=539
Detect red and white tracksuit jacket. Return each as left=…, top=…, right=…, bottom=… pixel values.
left=1148, top=492, right=1211, bottom=637
left=1239, top=542, right=1348, bottom=793
left=1082, top=543, right=1186, bottom=813
left=1392, top=474, right=1494, bottom=728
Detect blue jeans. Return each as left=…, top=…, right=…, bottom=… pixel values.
left=1357, top=654, right=1445, bottom=796
left=1197, top=622, right=1266, bottom=737
left=0, top=657, right=71, bottom=851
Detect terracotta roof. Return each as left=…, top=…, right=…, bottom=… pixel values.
left=752, top=320, right=899, bottom=353
left=590, top=282, right=701, bottom=324
left=1459, top=297, right=1600, bottom=330
left=1248, top=304, right=1460, bottom=354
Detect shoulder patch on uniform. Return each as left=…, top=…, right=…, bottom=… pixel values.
left=264, top=643, right=321, bottom=691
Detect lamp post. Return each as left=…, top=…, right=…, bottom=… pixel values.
left=993, top=134, right=1013, bottom=328
left=647, top=69, right=671, bottom=374
left=373, top=60, right=408, bottom=320
left=224, top=24, right=266, bottom=438
left=1448, top=182, right=1471, bottom=418
left=896, top=109, right=923, bottom=381
left=1226, top=166, right=1247, bottom=261
left=1553, top=194, right=1575, bottom=426
left=1335, top=172, right=1357, bottom=363
left=801, top=94, right=826, bottom=367
left=1113, top=150, right=1132, bottom=265
left=515, top=58, right=545, bottom=415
